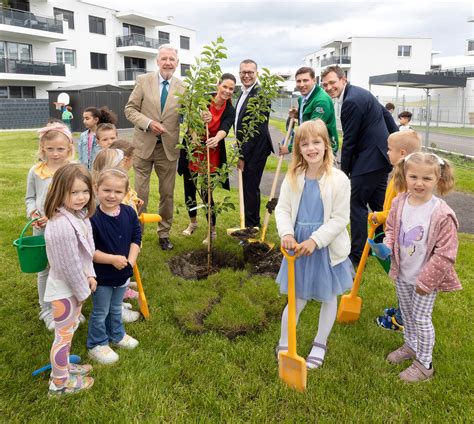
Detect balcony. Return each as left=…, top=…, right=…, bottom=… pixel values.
left=0, top=58, right=67, bottom=82
left=321, top=55, right=351, bottom=68
left=116, top=34, right=161, bottom=56
left=0, top=6, right=68, bottom=42
left=117, top=68, right=147, bottom=86
left=426, top=66, right=474, bottom=78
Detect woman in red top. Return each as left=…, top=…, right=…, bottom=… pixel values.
left=178, top=73, right=236, bottom=244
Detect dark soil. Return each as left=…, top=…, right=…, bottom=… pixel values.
left=168, top=249, right=245, bottom=280
left=243, top=242, right=282, bottom=278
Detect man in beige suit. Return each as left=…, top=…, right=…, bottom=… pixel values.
left=125, top=44, right=184, bottom=250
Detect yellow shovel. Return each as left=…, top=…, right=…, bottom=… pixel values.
left=278, top=246, right=307, bottom=392
left=337, top=219, right=377, bottom=323
left=133, top=213, right=161, bottom=319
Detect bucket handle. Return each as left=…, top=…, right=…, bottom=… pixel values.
left=17, top=218, right=39, bottom=249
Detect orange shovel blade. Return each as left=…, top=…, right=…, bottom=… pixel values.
left=279, top=352, right=307, bottom=392
left=337, top=294, right=362, bottom=323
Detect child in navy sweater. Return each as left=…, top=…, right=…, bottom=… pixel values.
left=87, top=168, right=141, bottom=365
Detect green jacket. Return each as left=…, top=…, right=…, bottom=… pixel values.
left=291, top=86, right=338, bottom=154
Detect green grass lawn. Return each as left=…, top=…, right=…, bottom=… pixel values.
left=0, top=132, right=473, bottom=422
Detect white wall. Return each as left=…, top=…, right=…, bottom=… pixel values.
left=350, top=37, right=432, bottom=97
left=2, top=0, right=197, bottom=98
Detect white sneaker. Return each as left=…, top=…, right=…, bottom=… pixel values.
left=78, top=313, right=86, bottom=324
left=122, top=302, right=132, bottom=310
left=114, top=334, right=139, bottom=350
left=88, top=345, right=119, bottom=365
left=122, top=307, right=140, bottom=323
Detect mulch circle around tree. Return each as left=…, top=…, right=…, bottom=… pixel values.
left=168, top=246, right=282, bottom=280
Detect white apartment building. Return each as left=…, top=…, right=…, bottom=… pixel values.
left=0, top=0, right=197, bottom=100
left=304, top=36, right=432, bottom=97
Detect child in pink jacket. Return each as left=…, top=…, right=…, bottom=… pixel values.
left=370, top=152, right=461, bottom=382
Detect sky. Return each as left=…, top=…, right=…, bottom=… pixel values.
left=95, top=0, right=473, bottom=73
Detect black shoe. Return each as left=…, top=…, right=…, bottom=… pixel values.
left=159, top=237, right=173, bottom=250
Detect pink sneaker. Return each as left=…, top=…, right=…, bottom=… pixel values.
left=123, top=288, right=139, bottom=300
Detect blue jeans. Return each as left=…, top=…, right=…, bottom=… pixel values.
left=87, top=284, right=126, bottom=349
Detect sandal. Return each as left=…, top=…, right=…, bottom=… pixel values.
left=182, top=222, right=198, bottom=236
left=48, top=375, right=94, bottom=396
left=306, top=342, right=327, bottom=369
left=202, top=230, right=217, bottom=245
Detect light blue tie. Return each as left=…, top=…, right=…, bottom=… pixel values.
left=161, top=80, right=169, bottom=110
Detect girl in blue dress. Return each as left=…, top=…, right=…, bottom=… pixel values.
left=275, top=119, right=354, bottom=369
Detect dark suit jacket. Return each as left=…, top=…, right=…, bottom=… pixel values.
left=235, top=84, right=273, bottom=165
left=340, top=84, right=398, bottom=177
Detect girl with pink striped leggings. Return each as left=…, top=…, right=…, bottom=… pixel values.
left=43, top=163, right=97, bottom=396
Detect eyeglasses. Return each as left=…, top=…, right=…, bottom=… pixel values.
left=240, top=71, right=255, bottom=76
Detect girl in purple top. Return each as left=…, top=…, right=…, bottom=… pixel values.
left=43, top=163, right=97, bottom=396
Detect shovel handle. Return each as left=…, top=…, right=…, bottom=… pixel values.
left=238, top=168, right=245, bottom=229
left=349, top=220, right=378, bottom=298
left=259, top=119, right=296, bottom=244
left=281, top=246, right=299, bottom=357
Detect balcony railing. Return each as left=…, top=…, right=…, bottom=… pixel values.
left=116, top=34, right=161, bottom=50
left=0, top=58, right=66, bottom=76
left=321, top=55, right=351, bottom=67
left=118, top=68, right=147, bottom=81
left=0, top=6, right=63, bottom=34
left=426, top=66, right=474, bottom=78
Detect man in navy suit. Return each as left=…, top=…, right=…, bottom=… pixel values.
left=235, top=59, right=274, bottom=228
left=322, top=66, right=398, bottom=266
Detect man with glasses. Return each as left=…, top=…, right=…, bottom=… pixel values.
left=235, top=59, right=274, bottom=229
left=125, top=44, right=184, bottom=251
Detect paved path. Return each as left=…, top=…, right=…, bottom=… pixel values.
left=422, top=132, right=474, bottom=157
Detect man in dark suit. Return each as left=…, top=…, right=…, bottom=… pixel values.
left=322, top=65, right=398, bottom=266
left=235, top=59, right=274, bottom=228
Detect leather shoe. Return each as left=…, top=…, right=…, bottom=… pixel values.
left=159, top=237, right=173, bottom=250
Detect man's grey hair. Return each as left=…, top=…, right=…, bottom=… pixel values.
left=158, top=44, right=179, bottom=57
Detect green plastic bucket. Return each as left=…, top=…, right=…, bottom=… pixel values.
left=13, top=219, right=48, bottom=273
left=371, top=230, right=391, bottom=274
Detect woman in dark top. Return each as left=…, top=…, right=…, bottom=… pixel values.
left=178, top=73, right=236, bottom=244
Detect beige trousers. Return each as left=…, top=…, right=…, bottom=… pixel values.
left=133, top=142, right=177, bottom=238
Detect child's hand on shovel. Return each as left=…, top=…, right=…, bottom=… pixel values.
left=367, top=239, right=392, bottom=260
left=281, top=235, right=297, bottom=251
left=295, top=239, right=317, bottom=256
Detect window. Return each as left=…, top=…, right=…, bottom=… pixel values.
left=309, top=58, right=313, bottom=68
left=90, top=52, right=107, bottom=70
left=341, top=47, right=348, bottom=56
left=0, top=41, right=32, bottom=61
left=181, top=63, right=190, bottom=76
left=124, top=56, right=146, bottom=70
left=56, top=48, right=76, bottom=66
left=180, top=36, right=190, bottom=50
left=89, top=16, right=106, bottom=35
left=53, top=8, right=74, bottom=29
left=158, top=31, right=170, bottom=45
left=0, top=86, right=35, bottom=98
left=468, top=40, right=474, bottom=52
left=398, top=45, right=411, bottom=57
left=123, top=23, right=145, bottom=36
